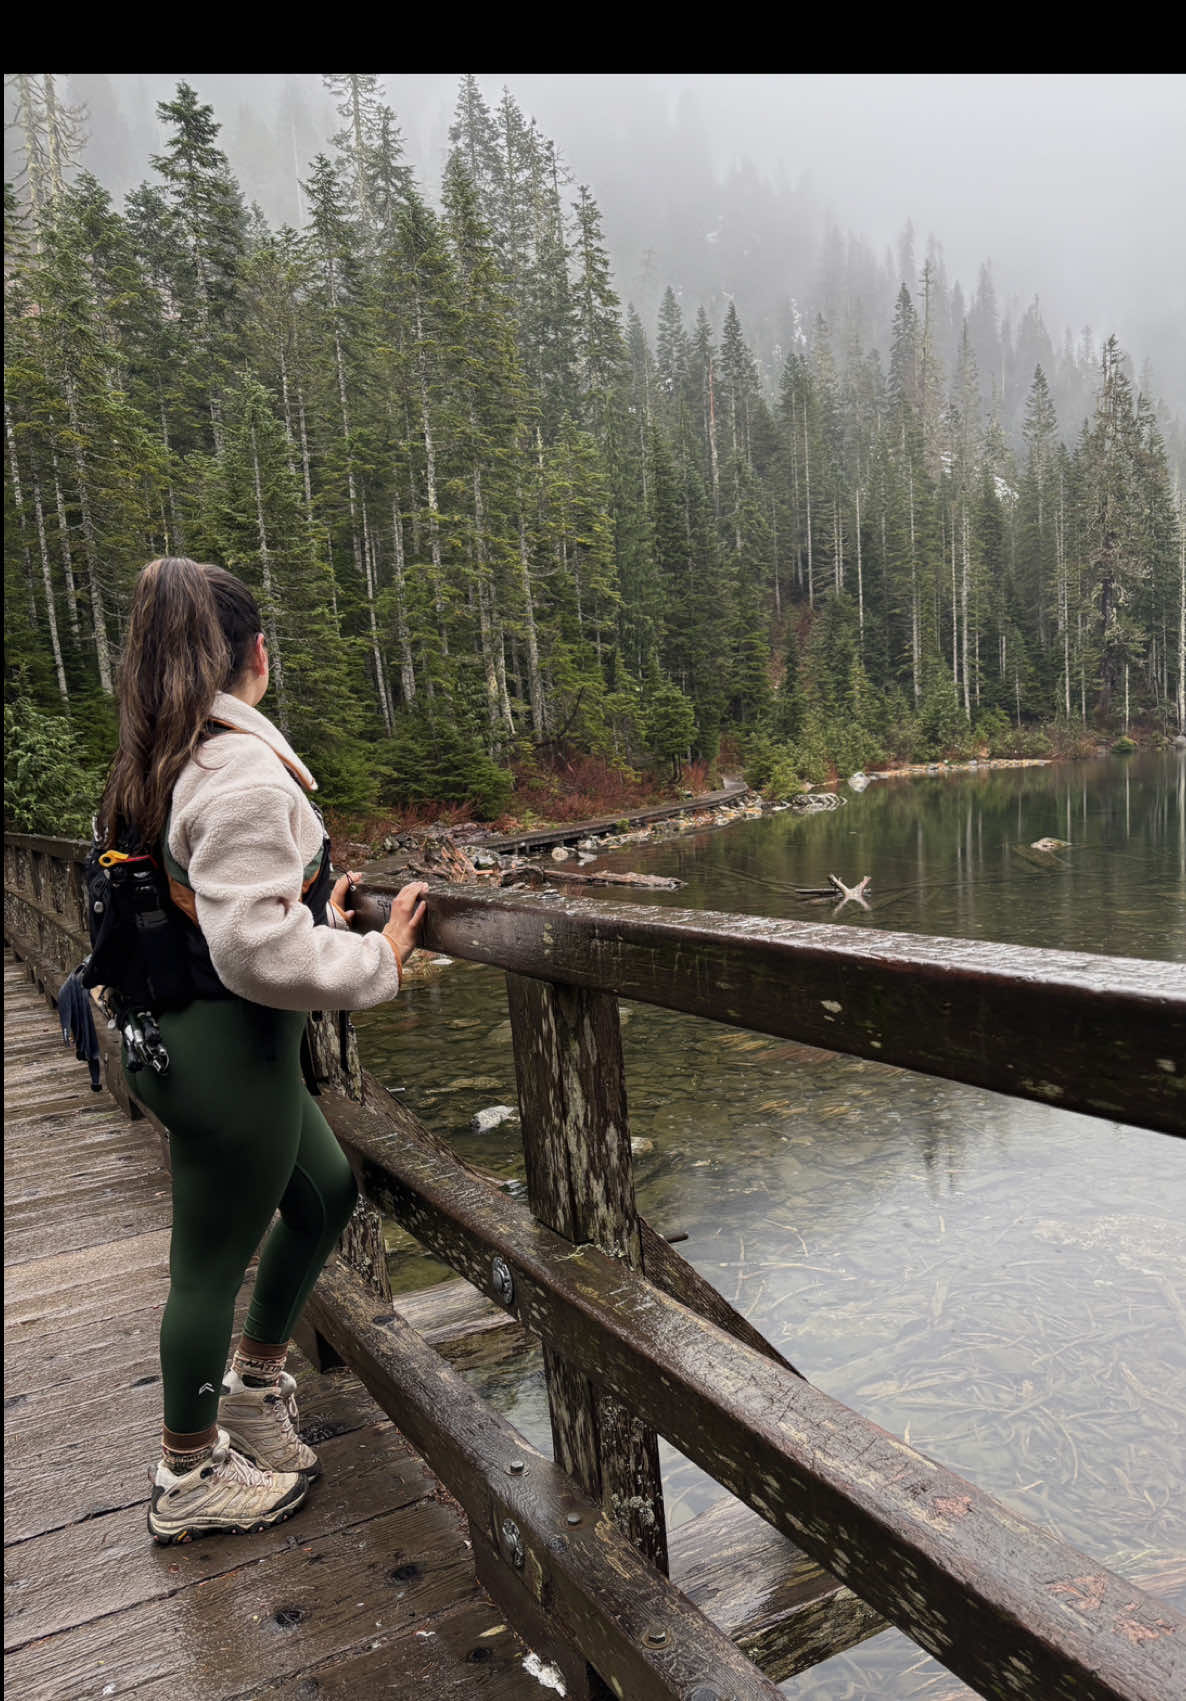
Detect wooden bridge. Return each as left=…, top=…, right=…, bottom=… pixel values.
left=4, top=830, right=1184, bottom=1701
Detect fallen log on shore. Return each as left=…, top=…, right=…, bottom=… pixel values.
left=502, top=866, right=685, bottom=892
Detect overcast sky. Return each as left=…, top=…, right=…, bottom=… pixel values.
left=435, top=74, right=1186, bottom=340
left=65, top=74, right=1186, bottom=401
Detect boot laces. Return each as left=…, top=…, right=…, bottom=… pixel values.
left=268, top=1370, right=301, bottom=1440
left=211, top=1440, right=274, bottom=1489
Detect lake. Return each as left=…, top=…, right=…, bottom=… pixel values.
left=352, top=750, right=1186, bottom=1699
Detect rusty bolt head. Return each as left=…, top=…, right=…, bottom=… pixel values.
left=506, top=1458, right=526, bottom=1475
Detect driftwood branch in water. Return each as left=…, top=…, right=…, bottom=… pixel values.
left=502, top=866, right=684, bottom=891
left=829, top=874, right=872, bottom=910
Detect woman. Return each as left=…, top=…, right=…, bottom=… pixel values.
left=95, top=557, right=427, bottom=1545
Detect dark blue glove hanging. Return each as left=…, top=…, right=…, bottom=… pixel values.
left=59, top=967, right=102, bottom=1091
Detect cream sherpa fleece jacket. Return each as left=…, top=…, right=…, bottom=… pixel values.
left=166, top=691, right=401, bottom=1012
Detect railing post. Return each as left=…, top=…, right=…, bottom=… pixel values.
left=506, top=972, right=669, bottom=1575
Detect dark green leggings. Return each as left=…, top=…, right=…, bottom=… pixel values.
left=129, top=999, right=358, bottom=1435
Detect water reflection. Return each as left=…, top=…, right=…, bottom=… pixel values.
left=352, top=754, right=1186, bottom=1700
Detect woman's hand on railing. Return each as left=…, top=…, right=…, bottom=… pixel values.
left=382, top=881, right=429, bottom=968
left=330, top=870, right=363, bottom=926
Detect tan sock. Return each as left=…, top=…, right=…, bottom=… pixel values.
left=232, top=1345, right=287, bottom=1387
left=162, top=1430, right=218, bottom=1475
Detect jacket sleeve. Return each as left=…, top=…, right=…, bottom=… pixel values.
left=184, top=778, right=401, bottom=1011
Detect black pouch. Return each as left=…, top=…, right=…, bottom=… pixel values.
left=81, top=834, right=194, bottom=1011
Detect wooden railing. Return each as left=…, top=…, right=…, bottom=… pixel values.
left=5, top=830, right=1184, bottom=1701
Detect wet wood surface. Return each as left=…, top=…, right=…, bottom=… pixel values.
left=1, top=952, right=545, bottom=1701
left=423, top=886, right=1186, bottom=1137
left=307, top=1255, right=784, bottom=1701
left=508, top=972, right=669, bottom=1574
left=332, top=1070, right=1186, bottom=1701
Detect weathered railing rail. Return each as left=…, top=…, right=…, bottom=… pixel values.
left=5, top=830, right=1184, bottom=1701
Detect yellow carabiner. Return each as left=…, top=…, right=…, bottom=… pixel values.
left=98, top=850, right=132, bottom=868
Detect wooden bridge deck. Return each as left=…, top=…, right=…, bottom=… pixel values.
left=2, top=952, right=546, bottom=1700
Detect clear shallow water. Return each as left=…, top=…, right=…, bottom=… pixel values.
left=353, top=753, right=1186, bottom=1700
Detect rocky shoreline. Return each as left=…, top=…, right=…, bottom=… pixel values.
left=350, top=754, right=1061, bottom=886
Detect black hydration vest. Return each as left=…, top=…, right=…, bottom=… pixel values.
left=82, top=726, right=334, bottom=1013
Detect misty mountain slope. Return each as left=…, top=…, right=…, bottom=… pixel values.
left=5, top=74, right=1185, bottom=839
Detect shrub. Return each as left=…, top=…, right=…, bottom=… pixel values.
left=4, top=697, right=101, bottom=837
left=1111, top=735, right=1137, bottom=754
left=381, top=712, right=514, bottom=821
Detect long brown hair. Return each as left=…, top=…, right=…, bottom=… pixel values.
left=96, top=558, right=261, bottom=849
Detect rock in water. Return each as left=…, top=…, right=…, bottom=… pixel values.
left=848, top=771, right=870, bottom=791
left=1030, top=837, right=1070, bottom=851
left=551, top=846, right=570, bottom=862
left=471, top=1105, right=519, bottom=1135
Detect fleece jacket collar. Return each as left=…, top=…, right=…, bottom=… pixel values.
left=208, top=691, right=318, bottom=792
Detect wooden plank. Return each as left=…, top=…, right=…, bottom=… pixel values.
left=3, top=1498, right=482, bottom=1701
left=422, top=887, right=1186, bottom=1137
left=3, top=1174, right=173, bottom=1264
left=4, top=1228, right=171, bottom=1337
left=307, top=1256, right=783, bottom=1701
left=5, top=1341, right=393, bottom=1546
left=246, top=1594, right=541, bottom=1699
left=327, top=1081, right=1186, bottom=1701
left=507, top=972, right=668, bottom=1574
left=3, top=1421, right=435, bottom=1649
left=668, top=1494, right=884, bottom=1681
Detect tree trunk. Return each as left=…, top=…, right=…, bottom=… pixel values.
left=472, top=463, right=509, bottom=744
left=391, top=493, right=417, bottom=706
left=803, top=397, right=814, bottom=608
left=1178, top=492, right=1185, bottom=733
left=159, top=398, right=185, bottom=555
left=50, top=449, right=81, bottom=642
left=961, top=504, right=971, bottom=719
left=4, top=397, right=39, bottom=629
left=909, top=464, right=920, bottom=706
left=363, top=504, right=394, bottom=733
left=855, top=484, right=864, bottom=649
left=249, top=416, right=287, bottom=727
left=414, top=289, right=448, bottom=657
left=278, top=344, right=298, bottom=481
left=64, top=375, right=113, bottom=694
left=517, top=505, right=546, bottom=737
left=31, top=473, right=69, bottom=702
left=949, top=509, right=959, bottom=689
left=706, top=358, right=720, bottom=516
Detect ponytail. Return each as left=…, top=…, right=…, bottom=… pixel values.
left=96, top=558, right=261, bottom=849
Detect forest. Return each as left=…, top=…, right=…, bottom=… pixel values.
left=5, top=73, right=1185, bottom=836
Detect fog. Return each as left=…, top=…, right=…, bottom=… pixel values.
left=35, top=73, right=1186, bottom=415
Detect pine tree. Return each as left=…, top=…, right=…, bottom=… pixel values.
left=150, top=82, right=248, bottom=454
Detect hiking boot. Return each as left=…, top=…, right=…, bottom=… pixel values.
left=219, top=1368, right=321, bottom=1479
left=147, top=1428, right=306, bottom=1545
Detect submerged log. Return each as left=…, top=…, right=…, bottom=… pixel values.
left=504, top=866, right=684, bottom=892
